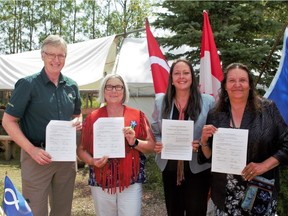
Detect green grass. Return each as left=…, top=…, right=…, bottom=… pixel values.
left=143, top=153, right=163, bottom=194
left=0, top=156, right=22, bottom=205
left=0, top=152, right=164, bottom=215
left=2, top=151, right=288, bottom=216
left=277, top=166, right=288, bottom=216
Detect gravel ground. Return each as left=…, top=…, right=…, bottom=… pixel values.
left=142, top=190, right=166, bottom=216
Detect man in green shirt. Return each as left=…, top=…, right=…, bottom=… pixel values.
left=3, top=35, right=82, bottom=216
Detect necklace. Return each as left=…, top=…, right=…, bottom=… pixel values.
left=230, top=115, right=240, bottom=129
left=229, top=105, right=240, bottom=129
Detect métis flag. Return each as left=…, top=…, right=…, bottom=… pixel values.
left=200, top=10, right=224, bottom=99
left=2, top=175, right=33, bottom=216
left=145, top=18, right=169, bottom=98
left=264, top=27, right=288, bottom=125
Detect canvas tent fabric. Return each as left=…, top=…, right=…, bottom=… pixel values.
left=115, top=38, right=154, bottom=96
left=115, top=37, right=191, bottom=121
left=0, top=36, right=188, bottom=121
left=115, top=37, right=156, bottom=122
left=0, top=36, right=156, bottom=121
left=0, top=35, right=116, bottom=90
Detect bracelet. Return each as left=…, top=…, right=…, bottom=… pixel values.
left=129, top=138, right=139, bottom=148
left=199, top=141, right=208, bottom=147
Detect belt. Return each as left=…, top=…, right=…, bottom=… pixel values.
left=29, top=139, right=45, bottom=148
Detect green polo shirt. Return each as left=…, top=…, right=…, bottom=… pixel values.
left=5, top=68, right=81, bottom=143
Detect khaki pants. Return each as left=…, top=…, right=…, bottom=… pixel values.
left=21, top=149, right=76, bottom=216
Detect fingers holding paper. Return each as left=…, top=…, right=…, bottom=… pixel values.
left=123, top=126, right=136, bottom=145
left=154, top=142, right=163, bottom=154
left=192, top=140, right=200, bottom=152
left=201, top=124, right=217, bottom=143
left=72, top=116, right=82, bottom=131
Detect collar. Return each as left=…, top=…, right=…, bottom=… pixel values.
left=40, top=67, right=66, bottom=85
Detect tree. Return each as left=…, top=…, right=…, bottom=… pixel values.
left=104, top=0, right=151, bottom=37
left=0, top=0, right=152, bottom=54
left=153, top=1, right=288, bottom=89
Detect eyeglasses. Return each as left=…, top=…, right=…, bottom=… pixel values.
left=43, top=51, right=66, bottom=60
left=105, top=85, right=124, bottom=91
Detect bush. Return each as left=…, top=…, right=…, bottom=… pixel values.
left=143, top=153, right=164, bottom=197
left=277, top=166, right=288, bottom=216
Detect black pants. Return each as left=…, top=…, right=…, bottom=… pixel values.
left=162, top=168, right=211, bottom=216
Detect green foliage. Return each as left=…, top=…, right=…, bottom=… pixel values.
left=143, top=153, right=164, bottom=198
left=0, top=0, right=152, bottom=53
left=277, top=166, right=288, bottom=216
left=106, top=0, right=150, bottom=37
left=80, top=92, right=100, bottom=109
left=153, top=1, right=288, bottom=88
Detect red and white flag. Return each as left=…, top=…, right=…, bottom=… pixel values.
left=200, top=10, right=223, bottom=100
left=145, top=19, right=169, bottom=98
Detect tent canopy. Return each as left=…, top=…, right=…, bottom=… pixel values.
left=0, top=35, right=116, bottom=90
left=0, top=36, right=191, bottom=121
left=116, top=38, right=154, bottom=96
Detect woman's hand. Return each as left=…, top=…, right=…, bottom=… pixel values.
left=123, top=126, right=136, bottom=145
left=154, top=142, right=163, bottom=154
left=241, top=162, right=264, bottom=181
left=91, top=156, right=109, bottom=168
left=242, top=157, right=280, bottom=181
left=201, top=124, right=217, bottom=144
left=192, top=140, right=200, bottom=152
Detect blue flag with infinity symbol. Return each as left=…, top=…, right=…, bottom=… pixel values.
left=2, top=175, right=33, bottom=216
left=264, top=27, right=288, bottom=125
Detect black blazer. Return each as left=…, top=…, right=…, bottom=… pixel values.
left=198, top=98, right=288, bottom=210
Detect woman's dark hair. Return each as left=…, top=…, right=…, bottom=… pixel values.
left=215, top=62, right=260, bottom=113
left=162, top=59, right=202, bottom=121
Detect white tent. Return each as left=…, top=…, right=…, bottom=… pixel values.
left=0, top=35, right=117, bottom=90
left=115, top=38, right=155, bottom=122
left=115, top=38, right=192, bottom=121
left=0, top=36, right=193, bottom=121
left=0, top=35, right=157, bottom=121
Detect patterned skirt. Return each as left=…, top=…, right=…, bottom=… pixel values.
left=215, top=174, right=277, bottom=216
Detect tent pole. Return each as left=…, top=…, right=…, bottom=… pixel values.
left=113, top=27, right=145, bottom=74
left=115, top=27, right=145, bottom=38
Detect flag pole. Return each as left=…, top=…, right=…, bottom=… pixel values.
left=255, top=23, right=288, bottom=86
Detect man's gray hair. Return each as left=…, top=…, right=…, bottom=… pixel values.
left=41, top=35, right=67, bottom=56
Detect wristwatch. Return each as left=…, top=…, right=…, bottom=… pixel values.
left=129, top=139, right=139, bottom=148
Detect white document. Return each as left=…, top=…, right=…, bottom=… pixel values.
left=161, top=119, right=194, bottom=161
left=46, top=120, right=76, bottom=161
left=212, top=128, right=249, bottom=175
left=93, top=117, right=125, bottom=158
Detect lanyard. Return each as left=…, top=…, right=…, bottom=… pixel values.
left=229, top=105, right=239, bottom=129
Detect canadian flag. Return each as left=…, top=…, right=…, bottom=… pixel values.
left=145, top=18, right=169, bottom=98
left=199, top=10, right=223, bottom=99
